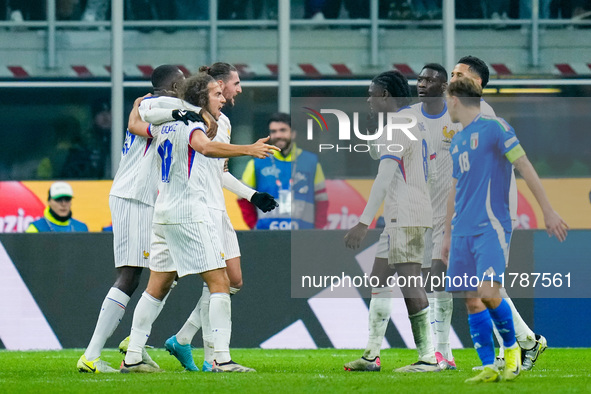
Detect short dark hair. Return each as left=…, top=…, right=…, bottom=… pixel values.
left=372, top=70, right=411, bottom=107
left=198, top=62, right=238, bottom=83
left=457, top=55, right=490, bottom=88
left=268, top=112, right=291, bottom=128
left=421, top=63, right=448, bottom=82
left=447, top=77, right=482, bottom=107
left=151, top=64, right=183, bottom=91
left=179, top=73, right=215, bottom=108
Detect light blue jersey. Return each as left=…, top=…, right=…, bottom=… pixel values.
left=450, top=114, right=521, bottom=236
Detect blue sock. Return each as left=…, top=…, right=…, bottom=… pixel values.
left=489, top=299, right=517, bottom=348
left=468, top=309, right=495, bottom=366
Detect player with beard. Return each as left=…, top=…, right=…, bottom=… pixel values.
left=239, top=112, right=328, bottom=230
left=77, top=65, right=201, bottom=373
left=129, top=63, right=278, bottom=372
left=121, top=72, right=278, bottom=373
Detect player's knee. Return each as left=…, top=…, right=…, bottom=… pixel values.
left=404, top=296, right=429, bottom=315
left=229, top=278, right=243, bottom=290
left=205, top=270, right=230, bottom=293
left=465, top=297, right=485, bottom=314
left=114, top=267, right=143, bottom=297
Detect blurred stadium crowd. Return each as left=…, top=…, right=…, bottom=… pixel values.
left=3, top=0, right=591, bottom=23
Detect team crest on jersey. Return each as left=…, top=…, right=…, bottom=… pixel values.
left=143, top=250, right=150, bottom=259
left=442, top=126, right=457, bottom=143
left=470, top=133, right=479, bottom=150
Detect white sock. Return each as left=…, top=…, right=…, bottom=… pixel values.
left=493, top=324, right=505, bottom=358
left=209, top=292, right=232, bottom=364
left=156, top=283, right=173, bottom=314
left=363, top=288, right=392, bottom=359
left=176, top=293, right=205, bottom=346
left=434, top=291, right=453, bottom=360
left=84, top=287, right=130, bottom=361
left=427, top=295, right=435, bottom=325
left=200, top=285, right=214, bottom=363
left=409, top=307, right=436, bottom=364
left=504, top=296, right=536, bottom=349
left=125, top=292, right=161, bottom=365
left=427, top=294, right=436, bottom=345
left=229, top=286, right=241, bottom=295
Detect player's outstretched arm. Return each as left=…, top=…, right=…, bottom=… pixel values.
left=128, top=96, right=151, bottom=137
left=344, top=159, right=396, bottom=249
left=191, top=132, right=279, bottom=159
left=512, top=155, right=569, bottom=242
left=441, top=178, right=457, bottom=266
left=223, top=172, right=256, bottom=200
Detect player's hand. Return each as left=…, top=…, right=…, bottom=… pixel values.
left=172, top=109, right=203, bottom=126
left=251, top=192, right=279, bottom=213
left=248, top=136, right=280, bottom=159
left=543, top=209, right=569, bottom=242
left=441, top=233, right=451, bottom=266
left=344, top=222, right=368, bottom=249
left=200, top=109, right=218, bottom=140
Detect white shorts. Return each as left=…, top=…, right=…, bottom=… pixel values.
left=430, top=216, right=446, bottom=262
left=209, top=209, right=226, bottom=260
left=375, top=232, right=389, bottom=259
left=109, top=195, right=153, bottom=268
left=222, top=211, right=240, bottom=260
left=423, top=228, right=433, bottom=269
left=149, top=221, right=226, bottom=278
left=383, top=226, right=427, bottom=266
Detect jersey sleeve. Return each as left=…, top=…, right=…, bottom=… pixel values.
left=223, top=171, right=256, bottom=200
left=186, top=121, right=207, bottom=145
left=359, top=159, right=397, bottom=225
left=379, top=113, right=415, bottom=158
left=241, top=159, right=256, bottom=188
left=493, top=118, right=525, bottom=163
left=147, top=124, right=159, bottom=138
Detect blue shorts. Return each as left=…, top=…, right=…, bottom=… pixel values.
left=445, top=229, right=511, bottom=292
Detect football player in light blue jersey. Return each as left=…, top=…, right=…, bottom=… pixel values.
left=441, top=77, right=568, bottom=383
left=451, top=55, right=548, bottom=371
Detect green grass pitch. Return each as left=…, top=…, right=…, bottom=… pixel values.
left=1, top=348, right=590, bottom=393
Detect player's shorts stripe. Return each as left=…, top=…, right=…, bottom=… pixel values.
left=485, top=180, right=509, bottom=262
left=505, top=144, right=525, bottom=163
